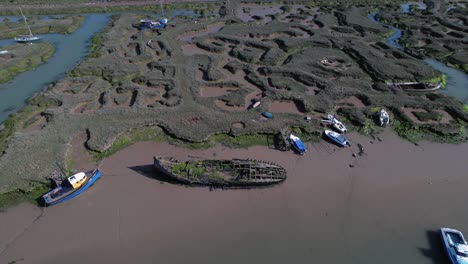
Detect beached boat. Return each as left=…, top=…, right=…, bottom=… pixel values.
left=42, top=169, right=101, bottom=206
left=327, top=114, right=347, bottom=133
left=252, top=101, right=261, bottom=108
left=387, top=82, right=441, bottom=92
left=153, top=157, right=287, bottom=187
left=440, top=227, right=468, bottom=264
left=379, top=109, right=390, bottom=126
left=139, top=18, right=168, bottom=30
left=262, top=112, right=273, bottom=118
left=14, top=7, right=41, bottom=43
left=324, top=129, right=348, bottom=147
left=289, top=134, right=307, bottom=154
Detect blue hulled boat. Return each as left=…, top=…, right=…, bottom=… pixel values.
left=324, top=130, right=348, bottom=147
left=289, top=134, right=307, bottom=154
left=42, top=169, right=101, bottom=206
left=440, top=227, right=468, bottom=264
left=262, top=112, right=273, bottom=118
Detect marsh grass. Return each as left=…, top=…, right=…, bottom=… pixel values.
left=0, top=184, right=50, bottom=209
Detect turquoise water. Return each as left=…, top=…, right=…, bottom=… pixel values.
left=0, top=14, right=110, bottom=122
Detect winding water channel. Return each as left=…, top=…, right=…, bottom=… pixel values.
left=368, top=5, right=468, bottom=103
left=0, top=14, right=110, bottom=122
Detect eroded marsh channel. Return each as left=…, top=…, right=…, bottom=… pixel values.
left=0, top=1, right=467, bottom=263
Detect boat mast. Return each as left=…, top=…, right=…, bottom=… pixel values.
left=19, top=7, right=33, bottom=37
left=160, top=0, right=165, bottom=18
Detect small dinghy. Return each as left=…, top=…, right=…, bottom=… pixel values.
left=327, top=114, right=347, bottom=133
left=42, top=169, right=101, bottom=206
left=262, top=112, right=273, bottom=119
left=440, top=227, right=468, bottom=264
left=324, top=129, right=348, bottom=147
left=289, top=134, right=307, bottom=154
left=379, top=109, right=390, bottom=126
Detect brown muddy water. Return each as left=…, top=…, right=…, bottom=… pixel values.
left=1, top=129, right=467, bottom=264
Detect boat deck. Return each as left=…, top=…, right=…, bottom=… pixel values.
left=43, top=171, right=95, bottom=204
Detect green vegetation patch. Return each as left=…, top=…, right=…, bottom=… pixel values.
left=393, top=120, right=467, bottom=144
left=171, top=161, right=205, bottom=178
left=0, top=42, right=55, bottom=83
left=0, top=184, right=50, bottom=209
left=92, top=126, right=167, bottom=160
left=0, top=95, right=60, bottom=155
left=168, top=133, right=274, bottom=150
left=0, top=15, right=84, bottom=40
left=463, top=105, right=468, bottom=113
left=412, top=111, right=442, bottom=122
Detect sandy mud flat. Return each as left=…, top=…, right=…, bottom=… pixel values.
left=1, top=129, right=467, bottom=264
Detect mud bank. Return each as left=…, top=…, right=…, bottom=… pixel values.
left=0, top=129, right=467, bottom=263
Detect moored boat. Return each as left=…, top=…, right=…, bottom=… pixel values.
left=42, top=169, right=101, bottom=206
left=324, top=129, right=348, bottom=147
left=289, top=134, right=307, bottom=154
left=440, top=227, right=468, bottom=264
left=379, top=108, right=390, bottom=126
left=327, top=114, right=347, bottom=133
left=14, top=7, right=42, bottom=43
left=153, top=157, right=287, bottom=187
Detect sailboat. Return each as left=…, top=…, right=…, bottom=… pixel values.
left=14, top=7, right=41, bottom=43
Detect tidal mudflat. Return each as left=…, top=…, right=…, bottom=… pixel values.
left=1, top=129, right=467, bottom=263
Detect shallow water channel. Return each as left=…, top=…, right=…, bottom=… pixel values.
left=368, top=5, right=468, bottom=103
left=0, top=14, right=110, bottom=122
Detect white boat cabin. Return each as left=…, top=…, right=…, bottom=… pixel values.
left=67, top=172, right=87, bottom=189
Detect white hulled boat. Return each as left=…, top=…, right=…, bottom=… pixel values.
left=440, top=227, right=468, bottom=264
left=14, top=7, right=41, bottom=43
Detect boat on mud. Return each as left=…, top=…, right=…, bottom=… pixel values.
left=440, top=227, right=468, bottom=264
left=324, top=129, right=348, bottom=147
left=153, top=157, right=287, bottom=187
left=42, top=169, right=101, bottom=206
left=326, top=114, right=347, bottom=133
left=289, top=134, right=307, bottom=154
left=379, top=108, right=390, bottom=126
left=262, top=112, right=273, bottom=118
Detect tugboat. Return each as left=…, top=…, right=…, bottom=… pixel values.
left=153, top=157, right=287, bottom=187
left=440, top=227, right=468, bottom=264
left=42, top=169, right=101, bottom=206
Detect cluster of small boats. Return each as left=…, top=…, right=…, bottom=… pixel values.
left=322, top=114, right=349, bottom=147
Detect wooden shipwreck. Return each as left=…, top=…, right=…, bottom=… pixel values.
left=153, top=157, right=287, bottom=187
